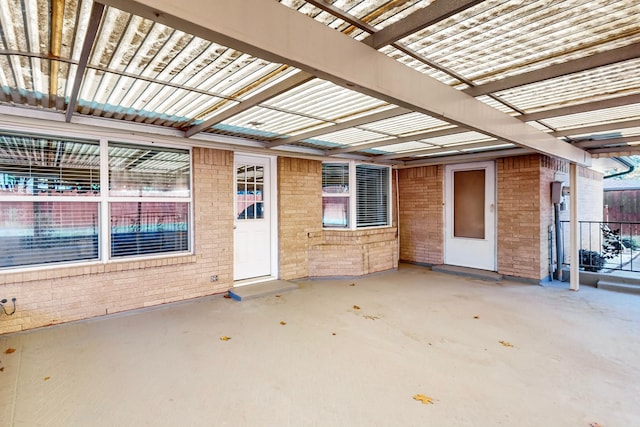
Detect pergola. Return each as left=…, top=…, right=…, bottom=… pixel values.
left=1, top=0, right=640, bottom=288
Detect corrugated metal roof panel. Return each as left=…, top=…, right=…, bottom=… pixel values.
left=221, top=106, right=325, bottom=137
left=394, top=0, right=640, bottom=85
left=372, top=140, right=434, bottom=154
left=359, top=112, right=449, bottom=135
left=305, top=128, right=389, bottom=146
left=536, top=103, right=640, bottom=129
left=496, top=59, right=640, bottom=112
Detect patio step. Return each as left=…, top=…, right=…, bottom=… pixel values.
left=431, top=265, right=503, bottom=282
left=596, top=279, right=640, bottom=295
left=228, top=280, right=298, bottom=301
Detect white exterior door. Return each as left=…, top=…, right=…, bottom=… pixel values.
left=444, top=161, right=496, bottom=271
left=234, top=155, right=273, bottom=281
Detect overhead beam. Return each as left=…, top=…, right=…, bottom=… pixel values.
left=465, top=43, right=640, bottom=97
left=267, top=106, right=410, bottom=148
left=589, top=146, right=640, bottom=156
left=377, top=140, right=508, bottom=161
left=551, top=119, right=640, bottom=138
left=365, top=0, right=486, bottom=49
left=400, top=148, right=533, bottom=168
left=573, top=135, right=640, bottom=149
left=325, top=127, right=464, bottom=155
left=185, top=71, right=314, bottom=137
left=65, top=2, right=105, bottom=122
left=518, top=93, right=640, bottom=122
left=101, top=0, right=590, bottom=165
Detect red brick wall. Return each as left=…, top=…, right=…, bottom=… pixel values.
left=397, top=165, right=444, bottom=265
left=0, top=147, right=233, bottom=334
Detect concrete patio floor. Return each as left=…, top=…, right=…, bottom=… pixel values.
left=1, top=264, right=639, bottom=427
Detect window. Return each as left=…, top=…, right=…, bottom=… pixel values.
left=108, top=143, right=190, bottom=258
left=0, top=135, right=101, bottom=268
left=0, top=133, right=191, bottom=270
left=322, top=162, right=390, bottom=229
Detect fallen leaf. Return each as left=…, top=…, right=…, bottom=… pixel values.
left=353, top=305, right=360, bottom=310
left=44, top=376, right=50, bottom=381
left=4, top=348, right=15, bottom=354
left=364, top=315, right=380, bottom=320
left=473, top=315, right=480, bottom=319
left=590, top=423, right=604, bottom=427
left=223, top=294, right=231, bottom=299
left=0, top=367, right=4, bottom=372
left=413, top=394, right=434, bottom=405
left=499, top=340, right=514, bottom=347
left=275, top=295, right=281, bottom=298
left=220, top=336, right=231, bottom=341
left=280, top=321, right=287, bottom=325
left=332, top=332, right=336, bottom=336
left=349, top=283, right=355, bottom=286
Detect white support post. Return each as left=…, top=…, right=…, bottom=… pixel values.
left=569, top=163, right=579, bottom=291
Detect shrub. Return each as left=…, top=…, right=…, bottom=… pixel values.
left=578, top=249, right=605, bottom=272
left=621, top=237, right=640, bottom=250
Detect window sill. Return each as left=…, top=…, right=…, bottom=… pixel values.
left=0, top=253, right=197, bottom=285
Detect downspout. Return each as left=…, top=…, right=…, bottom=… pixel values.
left=604, top=157, right=634, bottom=179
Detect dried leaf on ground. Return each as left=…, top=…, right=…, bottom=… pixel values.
left=220, top=336, right=231, bottom=341
left=473, top=315, right=480, bottom=319
left=332, top=332, right=336, bottom=336
left=275, top=295, right=281, bottom=298
left=0, top=367, right=4, bottom=372
left=4, top=348, right=15, bottom=354
left=349, top=283, right=355, bottom=286
left=353, top=305, right=360, bottom=310
left=280, top=321, right=287, bottom=325
left=499, top=340, right=514, bottom=347
left=413, top=394, right=434, bottom=405
left=590, top=423, right=604, bottom=427
left=223, top=294, right=231, bottom=299
left=44, top=376, right=50, bottom=381
left=364, top=315, right=380, bottom=320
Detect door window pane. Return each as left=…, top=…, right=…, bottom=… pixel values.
left=453, top=170, right=485, bottom=239
left=236, top=164, right=264, bottom=220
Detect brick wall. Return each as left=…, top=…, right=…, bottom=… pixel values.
left=397, top=165, right=444, bottom=265
left=496, top=155, right=543, bottom=279
left=0, top=147, right=233, bottom=334
left=277, top=157, right=323, bottom=280
left=308, top=228, right=398, bottom=277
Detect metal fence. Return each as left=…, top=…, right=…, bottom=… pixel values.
left=559, top=221, right=640, bottom=273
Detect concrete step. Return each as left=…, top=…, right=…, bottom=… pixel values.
left=228, top=280, right=298, bottom=301
left=431, top=265, right=503, bottom=282
left=596, top=279, right=640, bottom=295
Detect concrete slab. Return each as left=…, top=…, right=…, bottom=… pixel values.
left=596, top=279, right=640, bottom=295
left=1, top=264, right=639, bottom=426
left=431, top=264, right=503, bottom=281
left=228, top=279, right=298, bottom=301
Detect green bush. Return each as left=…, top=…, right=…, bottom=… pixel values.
left=579, top=249, right=605, bottom=272
left=621, top=237, right=640, bottom=250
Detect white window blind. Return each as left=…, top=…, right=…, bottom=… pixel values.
left=108, top=142, right=191, bottom=258
left=0, top=134, right=100, bottom=268
left=321, top=162, right=390, bottom=229
left=356, top=165, right=389, bottom=228
left=322, top=163, right=350, bottom=228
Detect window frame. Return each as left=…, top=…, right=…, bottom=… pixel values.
left=322, top=161, right=392, bottom=230
left=0, top=131, right=194, bottom=272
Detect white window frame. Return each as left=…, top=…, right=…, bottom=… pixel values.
left=0, top=131, right=194, bottom=272
left=322, top=161, right=392, bottom=230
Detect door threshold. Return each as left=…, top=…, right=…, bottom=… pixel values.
left=432, top=265, right=502, bottom=281
left=233, top=275, right=277, bottom=287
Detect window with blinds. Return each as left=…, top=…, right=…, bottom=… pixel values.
left=0, top=133, right=192, bottom=270
left=356, top=165, right=389, bottom=228
left=0, top=134, right=100, bottom=268
left=108, top=143, right=190, bottom=258
left=322, top=163, right=350, bottom=228
left=321, top=162, right=390, bottom=230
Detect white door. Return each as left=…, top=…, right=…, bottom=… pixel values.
left=444, top=161, right=496, bottom=271
left=234, top=155, right=272, bottom=281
